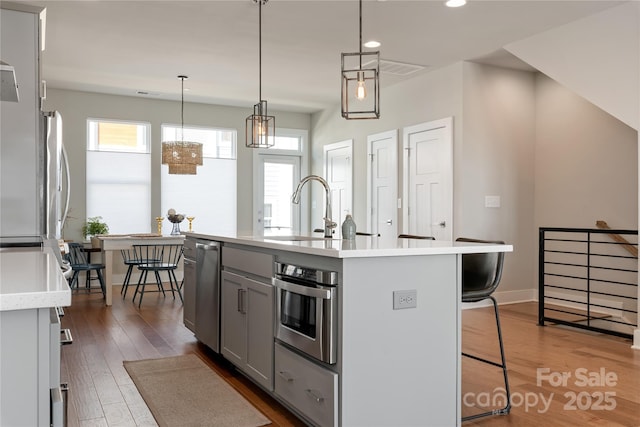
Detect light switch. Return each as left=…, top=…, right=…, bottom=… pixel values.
left=485, top=195, right=501, bottom=208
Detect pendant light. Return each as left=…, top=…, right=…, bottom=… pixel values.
left=341, top=0, right=380, bottom=120
left=246, top=0, right=275, bottom=148
left=161, top=75, right=203, bottom=174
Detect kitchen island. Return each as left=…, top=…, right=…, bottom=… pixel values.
left=185, top=231, right=512, bottom=427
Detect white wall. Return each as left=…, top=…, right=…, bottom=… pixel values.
left=534, top=74, right=638, bottom=229
left=43, top=88, right=311, bottom=242
left=505, top=1, right=639, bottom=131
left=460, top=62, right=537, bottom=294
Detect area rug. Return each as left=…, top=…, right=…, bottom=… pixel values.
left=123, top=354, right=271, bottom=427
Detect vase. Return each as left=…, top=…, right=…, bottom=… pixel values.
left=341, top=214, right=356, bottom=240
left=171, top=222, right=181, bottom=235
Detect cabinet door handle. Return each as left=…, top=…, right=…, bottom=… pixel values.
left=305, top=389, right=325, bottom=403
left=277, top=370, right=295, bottom=382
left=237, top=289, right=247, bottom=314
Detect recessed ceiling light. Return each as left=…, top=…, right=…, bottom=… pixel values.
left=445, top=0, right=466, bottom=7
left=364, top=40, right=381, bottom=48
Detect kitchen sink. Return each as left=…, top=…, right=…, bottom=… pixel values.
left=265, top=235, right=334, bottom=242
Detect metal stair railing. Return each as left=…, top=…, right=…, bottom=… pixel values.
left=539, top=226, right=638, bottom=339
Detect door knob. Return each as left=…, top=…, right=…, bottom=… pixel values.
left=386, top=220, right=393, bottom=225
left=433, top=221, right=446, bottom=228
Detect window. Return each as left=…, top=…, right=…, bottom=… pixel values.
left=270, top=135, right=301, bottom=151
left=160, top=125, right=237, bottom=235
left=86, top=119, right=151, bottom=235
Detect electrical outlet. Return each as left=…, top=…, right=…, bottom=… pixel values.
left=485, top=195, right=501, bottom=208
left=393, top=290, right=417, bottom=310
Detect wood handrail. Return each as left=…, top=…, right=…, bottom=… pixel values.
left=595, top=220, right=638, bottom=257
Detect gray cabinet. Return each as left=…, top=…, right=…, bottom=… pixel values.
left=0, top=307, right=64, bottom=426
left=0, top=4, right=44, bottom=236
left=221, top=270, right=245, bottom=365
left=275, top=342, right=338, bottom=427
left=221, top=246, right=274, bottom=391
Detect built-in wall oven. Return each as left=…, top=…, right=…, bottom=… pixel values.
left=273, top=262, right=339, bottom=365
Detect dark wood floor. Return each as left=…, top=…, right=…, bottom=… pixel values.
left=61, top=286, right=640, bottom=427
left=61, top=286, right=304, bottom=427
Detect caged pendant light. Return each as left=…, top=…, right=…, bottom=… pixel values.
left=341, top=0, right=380, bottom=120
left=161, top=75, right=203, bottom=174
left=246, top=0, right=275, bottom=148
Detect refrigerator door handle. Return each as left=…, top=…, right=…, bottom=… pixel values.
left=60, top=142, right=71, bottom=231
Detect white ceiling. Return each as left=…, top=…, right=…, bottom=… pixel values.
left=17, top=0, right=623, bottom=113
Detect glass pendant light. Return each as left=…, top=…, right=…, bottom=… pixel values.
left=246, top=0, right=275, bottom=148
left=341, top=0, right=380, bottom=120
left=161, top=75, right=203, bottom=174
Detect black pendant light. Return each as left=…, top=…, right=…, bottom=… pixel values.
left=246, top=0, right=275, bottom=148
left=341, top=0, right=380, bottom=120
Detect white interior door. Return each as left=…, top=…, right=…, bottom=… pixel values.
left=324, top=140, right=353, bottom=233
left=367, top=130, right=398, bottom=237
left=403, top=117, right=453, bottom=240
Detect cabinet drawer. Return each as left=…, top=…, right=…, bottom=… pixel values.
left=274, top=343, right=338, bottom=427
left=222, top=246, right=273, bottom=279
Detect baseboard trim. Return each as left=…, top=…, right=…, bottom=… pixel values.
left=461, top=289, right=536, bottom=310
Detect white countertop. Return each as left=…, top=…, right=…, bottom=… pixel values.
left=0, top=246, right=71, bottom=311
left=185, top=231, right=513, bottom=258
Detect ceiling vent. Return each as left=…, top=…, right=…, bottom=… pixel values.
left=364, top=59, right=426, bottom=76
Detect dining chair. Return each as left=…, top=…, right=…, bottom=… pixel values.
left=120, top=248, right=161, bottom=298
left=65, top=242, right=106, bottom=298
left=456, top=237, right=510, bottom=422
left=131, top=244, right=184, bottom=307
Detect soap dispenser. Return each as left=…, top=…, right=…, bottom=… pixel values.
left=341, top=214, right=356, bottom=240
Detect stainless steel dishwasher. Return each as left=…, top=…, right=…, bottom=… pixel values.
left=183, top=239, right=197, bottom=332
left=195, top=240, right=221, bottom=352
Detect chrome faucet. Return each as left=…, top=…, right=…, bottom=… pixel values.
left=291, top=175, right=336, bottom=238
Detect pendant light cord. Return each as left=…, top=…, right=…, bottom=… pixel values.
left=358, top=0, right=362, bottom=68
left=259, top=0, right=262, bottom=103
left=181, top=76, right=185, bottom=141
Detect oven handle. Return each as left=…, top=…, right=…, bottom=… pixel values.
left=273, top=278, right=334, bottom=300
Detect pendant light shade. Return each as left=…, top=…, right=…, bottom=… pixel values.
left=341, top=0, right=380, bottom=120
left=161, top=75, right=203, bottom=174
left=246, top=0, right=275, bottom=148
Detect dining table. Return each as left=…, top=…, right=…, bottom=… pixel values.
left=95, top=234, right=185, bottom=306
